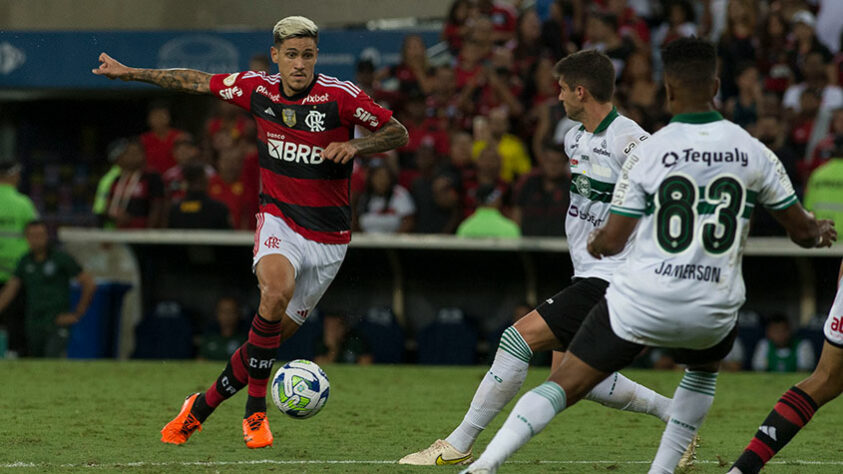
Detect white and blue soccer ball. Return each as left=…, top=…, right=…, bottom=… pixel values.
left=271, top=359, right=330, bottom=419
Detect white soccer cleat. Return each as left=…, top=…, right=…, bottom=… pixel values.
left=677, top=434, right=700, bottom=470
left=398, top=439, right=472, bottom=465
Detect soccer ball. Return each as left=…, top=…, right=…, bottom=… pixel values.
left=271, top=359, right=330, bottom=419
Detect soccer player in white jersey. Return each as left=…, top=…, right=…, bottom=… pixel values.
left=461, top=38, right=837, bottom=474
left=728, top=259, right=843, bottom=474
left=93, top=17, right=408, bottom=449
left=400, top=50, right=674, bottom=467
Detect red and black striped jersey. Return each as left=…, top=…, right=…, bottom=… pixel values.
left=209, top=71, right=394, bottom=244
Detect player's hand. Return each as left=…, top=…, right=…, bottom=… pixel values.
left=816, top=219, right=837, bottom=248
left=322, top=141, right=358, bottom=164
left=92, top=52, right=133, bottom=80
left=587, top=229, right=603, bottom=259
left=55, top=313, right=79, bottom=326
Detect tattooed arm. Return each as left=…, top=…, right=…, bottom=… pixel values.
left=92, top=52, right=211, bottom=94
left=322, top=117, right=409, bottom=164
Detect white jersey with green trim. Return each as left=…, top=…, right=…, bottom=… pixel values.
left=607, top=111, right=798, bottom=349
left=565, top=107, right=649, bottom=280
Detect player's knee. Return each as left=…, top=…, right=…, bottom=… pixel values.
left=260, top=286, right=292, bottom=320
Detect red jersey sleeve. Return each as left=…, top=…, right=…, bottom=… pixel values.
left=341, top=88, right=394, bottom=132
left=209, top=72, right=255, bottom=111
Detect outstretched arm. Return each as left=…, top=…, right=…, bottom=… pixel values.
left=92, top=52, right=211, bottom=94
left=322, top=117, right=409, bottom=164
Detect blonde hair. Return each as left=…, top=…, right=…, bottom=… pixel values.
left=273, top=16, right=319, bottom=44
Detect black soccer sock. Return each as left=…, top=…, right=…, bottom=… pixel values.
left=731, top=386, right=818, bottom=474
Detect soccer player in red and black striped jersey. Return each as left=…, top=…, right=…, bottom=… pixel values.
left=94, top=16, right=408, bottom=449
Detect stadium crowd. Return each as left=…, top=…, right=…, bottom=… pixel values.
left=85, top=0, right=843, bottom=238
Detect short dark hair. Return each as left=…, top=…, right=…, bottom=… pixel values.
left=553, top=49, right=615, bottom=103
left=662, top=37, right=717, bottom=88
left=25, top=219, right=47, bottom=231
left=182, top=163, right=206, bottom=186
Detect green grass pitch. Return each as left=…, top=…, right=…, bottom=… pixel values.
left=2, top=361, right=843, bottom=473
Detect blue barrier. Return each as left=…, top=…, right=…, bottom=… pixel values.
left=67, top=281, right=131, bottom=358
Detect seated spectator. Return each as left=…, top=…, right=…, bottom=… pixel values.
left=161, top=134, right=208, bottom=202
left=205, top=101, right=254, bottom=147
left=457, top=183, right=520, bottom=238
left=396, top=91, right=450, bottom=169
left=426, top=65, right=463, bottom=131
left=510, top=8, right=545, bottom=78
left=725, top=62, right=762, bottom=131
left=540, top=0, right=576, bottom=61
left=476, top=0, right=517, bottom=45
left=459, top=47, right=525, bottom=118
left=790, top=88, right=822, bottom=165
left=354, top=161, right=415, bottom=234
left=512, top=143, right=570, bottom=236
left=783, top=51, right=843, bottom=115
left=0, top=221, right=96, bottom=357
left=472, top=107, right=532, bottom=183
left=787, top=10, right=834, bottom=84
left=804, top=135, right=843, bottom=227
left=717, top=0, right=758, bottom=101
left=377, top=34, right=434, bottom=97
left=105, top=138, right=165, bottom=229
left=463, top=144, right=510, bottom=217
left=140, top=101, right=187, bottom=174
left=314, top=313, right=373, bottom=365
left=757, top=11, right=792, bottom=94
left=445, top=131, right=477, bottom=196
left=653, top=0, right=697, bottom=48
left=168, top=164, right=232, bottom=230
left=811, top=107, right=843, bottom=165
left=584, top=11, right=635, bottom=79
left=442, top=0, right=473, bottom=54
left=751, top=313, right=816, bottom=372
left=411, top=143, right=462, bottom=234
left=209, top=144, right=254, bottom=230
left=198, top=296, right=246, bottom=361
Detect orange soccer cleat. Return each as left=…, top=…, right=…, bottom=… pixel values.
left=242, top=412, right=273, bottom=449
left=161, top=393, right=203, bottom=445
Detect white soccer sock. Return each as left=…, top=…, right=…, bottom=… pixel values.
left=471, top=382, right=566, bottom=470
left=649, top=370, right=718, bottom=474
left=446, top=327, right=531, bottom=453
left=585, top=372, right=673, bottom=423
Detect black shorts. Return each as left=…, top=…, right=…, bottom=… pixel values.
left=536, top=277, right=609, bottom=351
left=569, top=297, right=738, bottom=373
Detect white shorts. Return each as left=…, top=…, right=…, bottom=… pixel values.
left=823, top=280, right=843, bottom=347
left=253, top=213, right=348, bottom=325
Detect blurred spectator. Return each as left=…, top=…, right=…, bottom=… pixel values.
left=105, top=138, right=165, bottom=229
left=354, top=161, right=416, bottom=234
left=463, top=142, right=510, bottom=217
left=167, top=163, right=232, bottom=230
left=521, top=57, right=561, bottom=139
left=754, top=114, right=801, bottom=191
left=209, top=145, right=252, bottom=230
left=140, top=101, right=187, bottom=175
left=355, top=58, right=378, bottom=98
left=510, top=8, right=545, bottom=77
left=443, top=0, right=473, bottom=54
left=751, top=313, right=816, bottom=372
left=445, top=131, right=478, bottom=194
left=717, top=0, right=758, bottom=101
left=377, top=35, right=433, bottom=97
left=512, top=143, right=570, bottom=236
left=532, top=96, right=577, bottom=158
left=411, top=143, right=462, bottom=234
left=812, top=107, right=843, bottom=163
left=476, top=0, right=517, bottom=45
left=721, top=338, right=747, bottom=372
left=653, top=0, right=698, bottom=48
left=205, top=101, right=254, bottom=147
left=758, top=11, right=793, bottom=94
left=397, top=91, right=450, bottom=169
left=456, top=183, right=520, bottom=238
left=92, top=157, right=122, bottom=227
left=605, top=0, right=650, bottom=45
left=0, top=221, right=95, bottom=357
left=618, top=51, right=662, bottom=128
left=804, top=134, right=843, bottom=227
left=472, top=107, right=531, bottom=183
left=314, top=313, right=373, bottom=365
left=0, top=161, right=38, bottom=356
left=783, top=51, right=843, bottom=114
left=540, top=0, right=577, bottom=61
left=724, top=62, right=762, bottom=130
left=198, top=296, right=246, bottom=361
left=426, top=65, right=462, bottom=130
left=248, top=53, right=271, bottom=73
left=787, top=10, right=833, bottom=84
left=161, top=133, right=207, bottom=202
left=584, top=11, right=635, bottom=79
left=790, top=87, right=823, bottom=162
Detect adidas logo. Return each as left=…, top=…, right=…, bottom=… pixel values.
left=264, top=107, right=276, bottom=116
left=297, top=309, right=309, bottom=318
left=759, top=425, right=777, bottom=441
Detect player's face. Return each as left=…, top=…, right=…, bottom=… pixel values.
left=25, top=224, right=49, bottom=253
left=557, top=78, right=584, bottom=121
left=271, top=37, right=318, bottom=96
